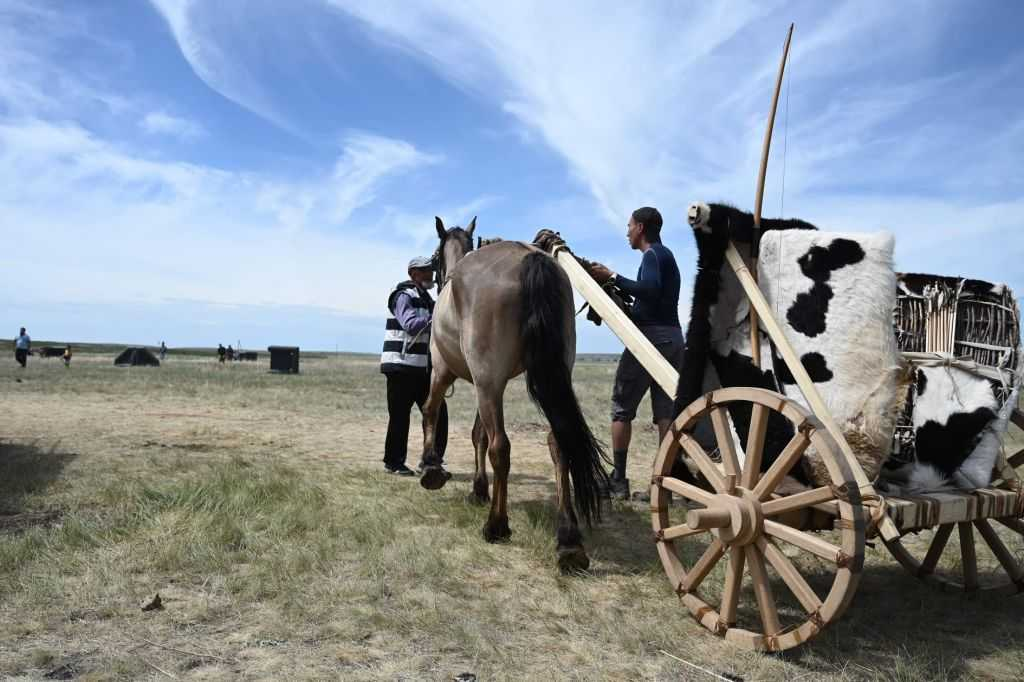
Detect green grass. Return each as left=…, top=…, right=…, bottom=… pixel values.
left=1, top=353, right=1023, bottom=679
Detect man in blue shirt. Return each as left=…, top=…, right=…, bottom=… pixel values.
left=14, top=327, right=31, bottom=368
left=591, top=207, right=683, bottom=499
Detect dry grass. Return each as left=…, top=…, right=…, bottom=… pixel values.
left=2, top=352, right=1024, bottom=680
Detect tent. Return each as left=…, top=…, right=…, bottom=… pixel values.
left=114, top=347, right=160, bottom=367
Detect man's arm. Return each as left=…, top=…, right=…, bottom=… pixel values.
left=613, top=249, right=662, bottom=300
left=393, top=292, right=431, bottom=335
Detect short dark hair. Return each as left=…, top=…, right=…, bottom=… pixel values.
left=631, top=207, right=663, bottom=242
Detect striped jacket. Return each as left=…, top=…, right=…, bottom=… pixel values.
left=380, top=281, right=434, bottom=374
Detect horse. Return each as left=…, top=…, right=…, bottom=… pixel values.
left=417, top=217, right=610, bottom=572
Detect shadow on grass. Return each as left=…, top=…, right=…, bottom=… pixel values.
left=784, top=559, right=1024, bottom=677
left=0, top=440, right=76, bottom=531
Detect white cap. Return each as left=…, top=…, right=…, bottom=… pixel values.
left=408, top=256, right=434, bottom=270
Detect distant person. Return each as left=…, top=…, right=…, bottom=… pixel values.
left=227, top=345, right=234, bottom=361
left=380, top=256, right=449, bottom=476
left=159, top=341, right=167, bottom=361
left=14, top=327, right=30, bottom=368
left=590, top=207, right=683, bottom=500
left=217, top=344, right=226, bottom=363
left=63, top=344, right=72, bottom=367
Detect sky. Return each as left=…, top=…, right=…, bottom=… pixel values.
left=2, top=0, right=1022, bottom=352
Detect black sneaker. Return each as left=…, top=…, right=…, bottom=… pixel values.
left=385, top=465, right=416, bottom=477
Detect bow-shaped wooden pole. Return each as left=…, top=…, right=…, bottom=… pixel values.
left=749, top=23, right=794, bottom=369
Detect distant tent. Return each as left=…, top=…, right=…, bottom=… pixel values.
left=114, top=347, right=160, bottom=367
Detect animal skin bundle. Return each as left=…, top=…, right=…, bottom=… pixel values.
left=882, top=275, right=1023, bottom=492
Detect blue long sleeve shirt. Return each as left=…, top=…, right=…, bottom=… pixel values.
left=614, top=243, right=681, bottom=329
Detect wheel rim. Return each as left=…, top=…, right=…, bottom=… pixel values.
left=651, top=387, right=865, bottom=651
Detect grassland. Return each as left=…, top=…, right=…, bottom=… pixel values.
left=2, top=350, right=1024, bottom=680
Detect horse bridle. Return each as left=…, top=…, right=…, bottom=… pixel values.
left=432, top=231, right=474, bottom=292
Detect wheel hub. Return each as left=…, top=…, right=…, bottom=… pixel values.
left=686, top=488, right=764, bottom=546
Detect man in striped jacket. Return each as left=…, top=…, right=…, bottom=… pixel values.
left=380, top=256, right=449, bottom=476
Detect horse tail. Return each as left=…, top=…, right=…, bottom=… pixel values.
left=519, top=251, right=610, bottom=525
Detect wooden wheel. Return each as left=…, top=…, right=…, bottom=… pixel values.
left=885, top=518, right=1024, bottom=596
left=651, top=387, right=865, bottom=652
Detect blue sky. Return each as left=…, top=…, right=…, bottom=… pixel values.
left=2, top=0, right=1022, bottom=352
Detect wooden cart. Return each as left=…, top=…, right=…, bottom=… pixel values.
left=543, top=25, right=1024, bottom=651
left=548, top=232, right=1024, bottom=652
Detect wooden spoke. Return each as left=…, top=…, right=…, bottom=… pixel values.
left=975, top=519, right=1024, bottom=583
left=681, top=539, right=725, bottom=594
left=710, top=406, right=741, bottom=483
left=761, top=486, right=836, bottom=517
left=745, top=546, right=781, bottom=635
left=1008, top=448, right=1024, bottom=469
left=758, top=536, right=822, bottom=614
left=753, top=431, right=812, bottom=500
left=958, top=522, right=978, bottom=593
left=659, top=476, right=717, bottom=507
left=765, top=520, right=845, bottom=565
left=659, top=522, right=709, bottom=541
left=652, top=385, right=863, bottom=651
left=741, top=403, right=770, bottom=489
left=677, top=433, right=728, bottom=492
left=920, top=524, right=954, bottom=576
left=720, top=546, right=745, bottom=627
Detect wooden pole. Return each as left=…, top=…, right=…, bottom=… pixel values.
left=552, top=245, right=678, bottom=398
left=749, top=23, right=794, bottom=370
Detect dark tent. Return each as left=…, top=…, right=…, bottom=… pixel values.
left=114, top=347, right=160, bottom=367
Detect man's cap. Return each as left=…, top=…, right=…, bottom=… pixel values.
left=408, top=256, right=434, bottom=270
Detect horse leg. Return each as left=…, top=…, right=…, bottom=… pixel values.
left=547, top=430, right=590, bottom=572
left=419, top=360, right=457, bottom=491
left=469, top=411, right=490, bottom=505
left=477, top=385, right=511, bottom=543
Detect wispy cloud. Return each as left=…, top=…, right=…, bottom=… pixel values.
left=140, top=111, right=206, bottom=140
left=0, top=118, right=448, bottom=316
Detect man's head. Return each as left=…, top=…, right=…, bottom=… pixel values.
left=19, top=327, right=25, bottom=335
left=407, top=256, right=435, bottom=290
left=626, top=207, right=663, bottom=250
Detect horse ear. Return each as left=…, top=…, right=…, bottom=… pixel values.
left=466, top=216, right=476, bottom=237
left=435, top=216, right=445, bottom=240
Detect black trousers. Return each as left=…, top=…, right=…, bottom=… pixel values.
left=15, top=349, right=27, bottom=367
left=384, top=371, right=448, bottom=468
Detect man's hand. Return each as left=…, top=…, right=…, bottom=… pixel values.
left=589, top=263, right=615, bottom=284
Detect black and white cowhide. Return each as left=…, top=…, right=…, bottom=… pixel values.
left=758, top=229, right=905, bottom=484
left=881, top=274, right=1022, bottom=493
left=678, top=202, right=818, bottom=485
left=677, top=202, right=905, bottom=488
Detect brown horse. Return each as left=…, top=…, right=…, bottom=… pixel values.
left=418, top=217, right=610, bottom=572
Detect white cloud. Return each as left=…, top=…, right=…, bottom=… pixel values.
left=140, top=111, right=206, bottom=140
left=0, top=118, right=453, bottom=317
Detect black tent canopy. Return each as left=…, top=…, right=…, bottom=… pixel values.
left=114, top=347, right=160, bottom=367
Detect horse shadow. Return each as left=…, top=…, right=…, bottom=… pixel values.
left=0, top=440, right=76, bottom=531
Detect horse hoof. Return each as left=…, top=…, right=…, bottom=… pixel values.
left=482, top=523, right=512, bottom=544
left=557, top=546, right=590, bottom=574
left=419, top=466, right=450, bottom=491
left=466, top=492, right=489, bottom=506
